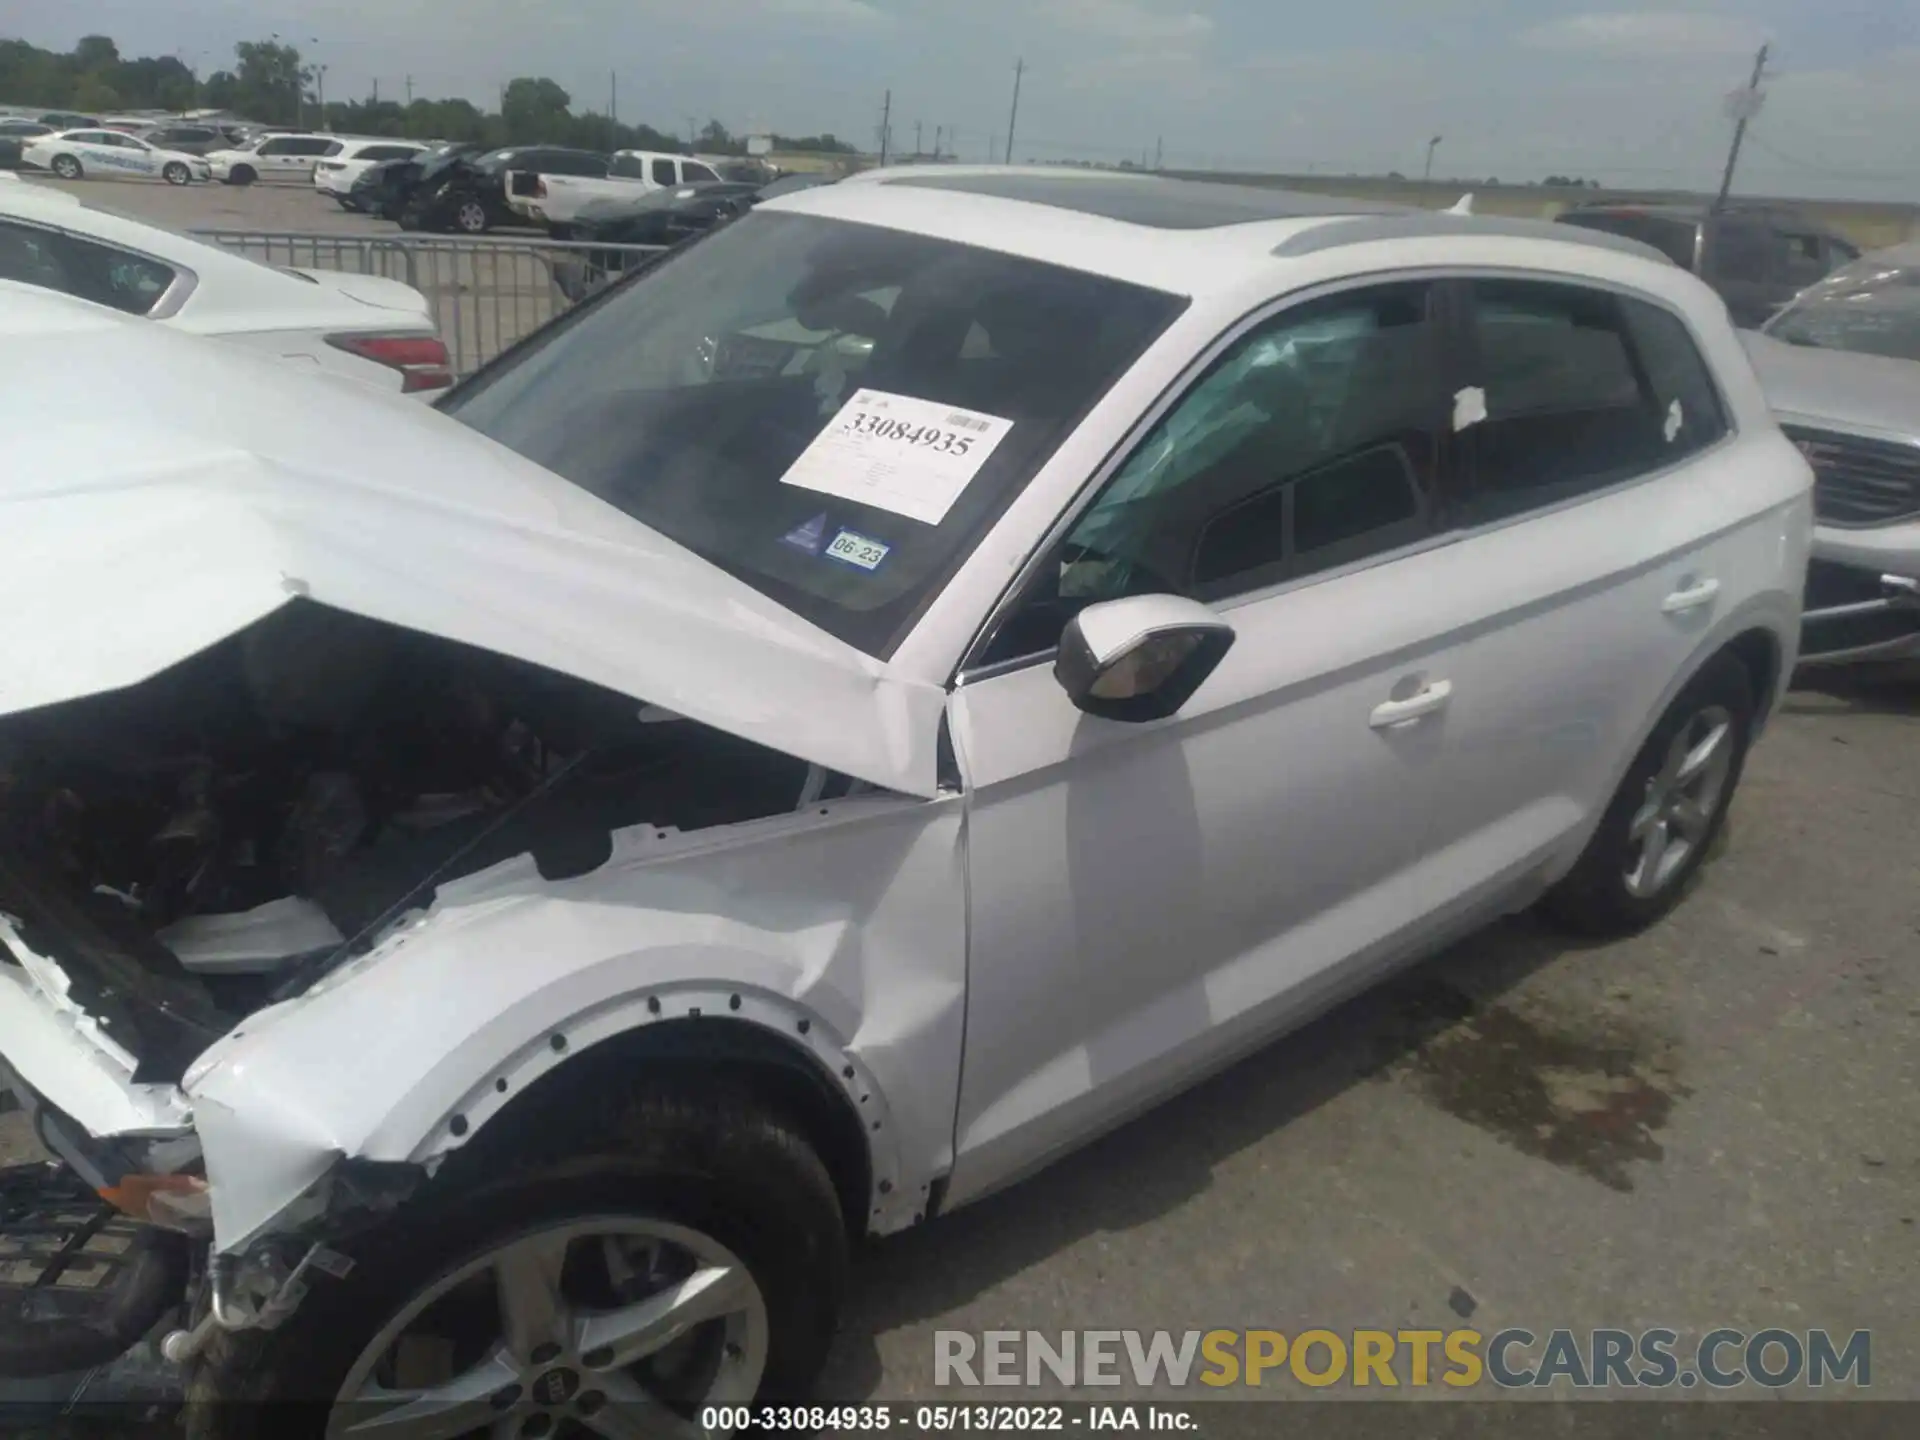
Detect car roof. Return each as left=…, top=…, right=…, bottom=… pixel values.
left=772, top=166, right=1681, bottom=299
left=879, top=169, right=1407, bottom=229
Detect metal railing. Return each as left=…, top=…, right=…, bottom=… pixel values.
left=189, top=230, right=667, bottom=377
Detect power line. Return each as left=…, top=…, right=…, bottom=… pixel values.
left=1744, top=133, right=1920, bottom=182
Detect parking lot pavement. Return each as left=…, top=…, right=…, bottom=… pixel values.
left=11, top=170, right=415, bottom=237
left=1, top=651, right=1913, bottom=1416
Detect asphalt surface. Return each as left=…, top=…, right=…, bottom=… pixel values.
left=2, top=169, right=1916, bottom=1419
left=8, top=167, right=482, bottom=237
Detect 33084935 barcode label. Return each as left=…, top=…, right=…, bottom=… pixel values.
left=779, top=388, right=1016, bottom=526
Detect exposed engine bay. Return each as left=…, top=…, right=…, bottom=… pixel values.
left=0, top=600, right=824, bottom=1039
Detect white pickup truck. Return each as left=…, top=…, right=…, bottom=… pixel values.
left=505, top=149, right=726, bottom=233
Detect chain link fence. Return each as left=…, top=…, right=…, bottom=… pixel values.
left=190, top=231, right=667, bottom=377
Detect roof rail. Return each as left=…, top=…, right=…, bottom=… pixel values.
left=1273, top=212, right=1674, bottom=267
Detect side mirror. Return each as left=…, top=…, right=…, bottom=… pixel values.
left=1053, top=595, right=1236, bottom=723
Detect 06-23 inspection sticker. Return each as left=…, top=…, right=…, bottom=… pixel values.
left=779, top=389, right=1014, bottom=526
left=823, top=528, right=891, bottom=571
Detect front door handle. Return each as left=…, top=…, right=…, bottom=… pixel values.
left=1661, top=578, right=1721, bottom=615
left=1370, top=680, right=1453, bottom=729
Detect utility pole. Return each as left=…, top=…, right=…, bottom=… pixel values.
left=914, top=120, right=923, bottom=157
left=610, top=71, right=617, bottom=127
left=1004, top=57, right=1025, bottom=164
left=371, top=77, right=379, bottom=105
left=879, top=89, right=892, bottom=166
left=1715, top=41, right=1770, bottom=211
left=1423, top=134, right=1443, bottom=182
left=405, top=74, right=413, bottom=105
left=933, top=124, right=942, bottom=159
left=1153, top=135, right=1163, bottom=170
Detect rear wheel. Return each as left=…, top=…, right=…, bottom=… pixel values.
left=184, top=1082, right=847, bottom=1439
left=1543, top=651, right=1754, bottom=936
left=163, top=161, right=191, bottom=185
left=49, top=154, right=82, bottom=180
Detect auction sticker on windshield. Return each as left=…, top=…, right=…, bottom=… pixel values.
left=780, top=389, right=1013, bottom=526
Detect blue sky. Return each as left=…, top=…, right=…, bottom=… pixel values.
left=4, top=1, right=1917, bottom=199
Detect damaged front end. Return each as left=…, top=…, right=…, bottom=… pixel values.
left=0, top=598, right=849, bottom=1375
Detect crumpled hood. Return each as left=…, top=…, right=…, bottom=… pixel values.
left=0, top=285, right=946, bottom=797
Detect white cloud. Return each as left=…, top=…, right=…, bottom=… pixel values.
left=1520, top=11, right=1764, bottom=58
left=1043, top=0, right=1215, bottom=47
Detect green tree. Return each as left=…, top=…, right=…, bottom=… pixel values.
left=73, top=35, right=120, bottom=73
left=232, top=39, right=309, bottom=126
left=68, top=73, right=123, bottom=112
left=500, top=77, right=572, bottom=143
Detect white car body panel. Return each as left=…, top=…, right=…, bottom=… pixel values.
left=0, top=176, right=1809, bottom=1284
left=312, top=141, right=428, bottom=196
left=0, top=183, right=439, bottom=391
left=505, top=152, right=724, bottom=227
left=205, top=134, right=338, bottom=184
left=19, top=129, right=210, bottom=182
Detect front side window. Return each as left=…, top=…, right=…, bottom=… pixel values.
left=610, top=153, right=648, bottom=179
left=1709, top=220, right=1776, bottom=284
left=1461, top=279, right=1720, bottom=522
left=686, top=162, right=721, bottom=184
left=257, top=139, right=292, bottom=155
left=979, top=284, right=1443, bottom=664
left=652, top=158, right=677, bottom=186
left=0, top=221, right=177, bottom=316
left=445, top=212, right=1185, bottom=657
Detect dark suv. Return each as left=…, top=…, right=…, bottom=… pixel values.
left=1555, top=203, right=1860, bottom=328
left=139, top=125, right=228, bottom=156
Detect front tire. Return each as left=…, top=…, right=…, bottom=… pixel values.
left=163, top=161, right=191, bottom=185
left=184, top=1081, right=847, bottom=1439
left=454, top=198, right=490, bottom=234
left=50, top=154, right=82, bottom=180
left=1543, top=651, right=1754, bottom=936
left=228, top=164, right=256, bottom=186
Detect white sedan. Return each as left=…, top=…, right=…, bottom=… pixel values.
left=20, top=127, right=211, bottom=184
left=0, top=170, right=1808, bottom=1425
left=0, top=175, right=451, bottom=392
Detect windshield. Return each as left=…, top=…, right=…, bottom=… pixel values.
left=1765, top=254, right=1920, bottom=364
left=445, top=212, right=1186, bottom=657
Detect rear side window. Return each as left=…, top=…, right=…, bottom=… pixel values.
left=1558, top=212, right=1698, bottom=270
left=652, top=158, right=677, bottom=185
left=1462, top=280, right=1721, bottom=522
left=0, top=220, right=178, bottom=317
left=359, top=145, right=417, bottom=162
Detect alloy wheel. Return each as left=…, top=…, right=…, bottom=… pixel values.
left=458, top=202, right=488, bottom=233
left=51, top=155, right=80, bottom=179
left=328, top=1216, right=768, bottom=1439
left=1623, top=704, right=1734, bottom=899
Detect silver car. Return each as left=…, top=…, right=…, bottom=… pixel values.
left=1745, top=243, right=1920, bottom=666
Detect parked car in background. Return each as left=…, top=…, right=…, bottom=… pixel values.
left=206, top=133, right=344, bottom=185
left=380, top=145, right=540, bottom=233
left=0, top=177, right=450, bottom=392
left=1555, top=202, right=1859, bottom=328
left=514, top=151, right=734, bottom=235
left=1742, top=242, right=1920, bottom=666
left=550, top=181, right=765, bottom=299
left=0, top=120, right=52, bottom=170
left=138, top=124, right=231, bottom=157
left=0, top=171, right=1807, bottom=1429
left=19, top=129, right=211, bottom=185
left=313, top=138, right=431, bottom=208
left=36, top=111, right=99, bottom=129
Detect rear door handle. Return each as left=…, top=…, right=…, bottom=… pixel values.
left=1661, top=578, right=1721, bottom=615
left=1370, top=680, right=1453, bottom=729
